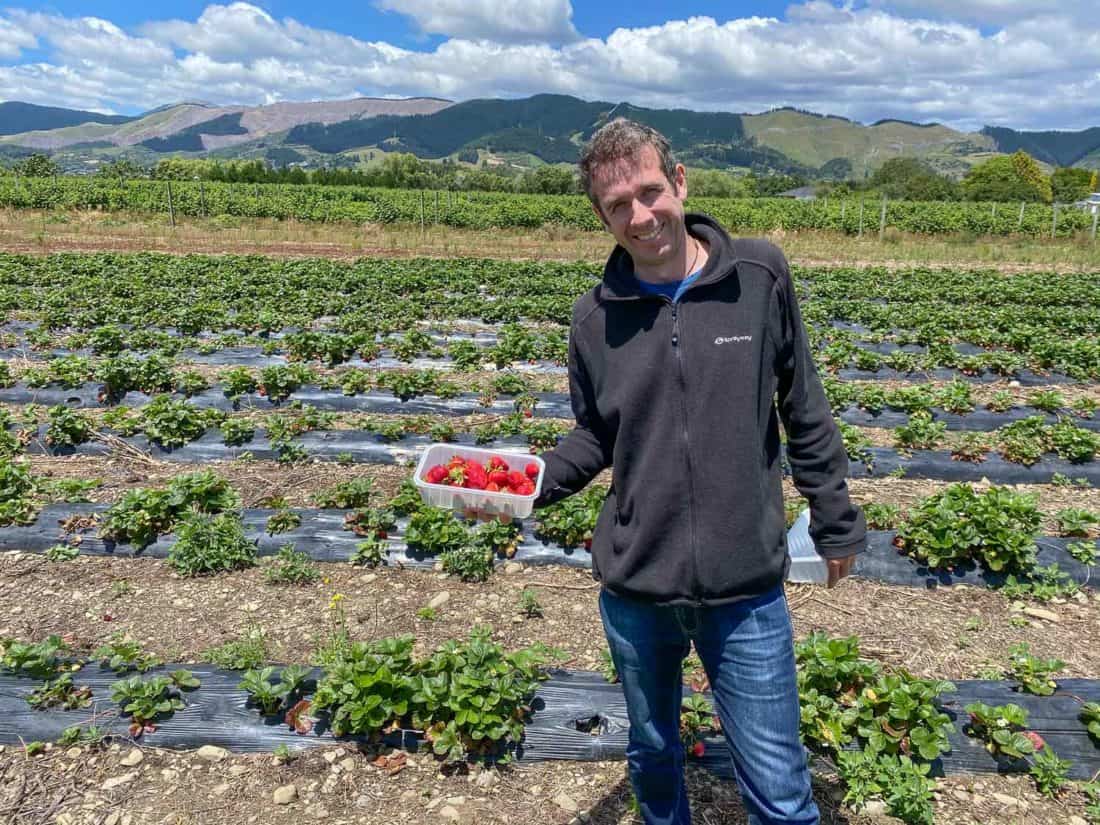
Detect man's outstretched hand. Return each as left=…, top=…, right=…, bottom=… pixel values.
left=826, top=554, right=856, bottom=588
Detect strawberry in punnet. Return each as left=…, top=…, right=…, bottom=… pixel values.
left=487, top=456, right=509, bottom=473
left=691, top=741, right=705, bottom=758
left=507, top=471, right=528, bottom=490
left=425, top=465, right=447, bottom=484
left=524, top=462, right=540, bottom=480
left=488, top=469, right=510, bottom=487
left=464, top=459, right=489, bottom=490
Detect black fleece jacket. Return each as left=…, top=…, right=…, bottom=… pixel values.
left=535, top=213, right=866, bottom=606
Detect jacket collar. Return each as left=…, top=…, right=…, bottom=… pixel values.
left=598, top=212, right=738, bottom=302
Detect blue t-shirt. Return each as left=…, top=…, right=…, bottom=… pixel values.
left=634, top=268, right=703, bottom=303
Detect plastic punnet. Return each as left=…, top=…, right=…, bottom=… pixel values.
left=414, top=444, right=545, bottom=519
left=786, top=509, right=828, bottom=584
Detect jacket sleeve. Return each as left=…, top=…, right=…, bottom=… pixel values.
left=534, top=324, right=614, bottom=507
left=771, top=255, right=867, bottom=559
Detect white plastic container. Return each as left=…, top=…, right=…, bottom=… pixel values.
left=786, top=509, right=828, bottom=584
left=413, top=444, right=545, bottom=519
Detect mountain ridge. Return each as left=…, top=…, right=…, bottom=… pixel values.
left=3, top=96, right=1098, bottom=178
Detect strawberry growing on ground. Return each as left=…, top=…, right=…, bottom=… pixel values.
left=692, top=741, right=705, bottom=758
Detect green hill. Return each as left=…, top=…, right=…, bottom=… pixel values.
left=0, top=102, right=133, bottom=137
left=982, top=126, right=1100, bottom=168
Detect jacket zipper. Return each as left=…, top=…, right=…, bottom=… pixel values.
left=669, top=300, right=701, bottom=599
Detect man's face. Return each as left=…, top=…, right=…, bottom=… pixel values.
left=590, top=145, right=688, bottom=272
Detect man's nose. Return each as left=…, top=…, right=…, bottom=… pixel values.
left=630, top=200, right=656, bottom=227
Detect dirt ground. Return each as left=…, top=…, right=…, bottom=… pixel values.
left=1, top=553, right=1098, bottom=825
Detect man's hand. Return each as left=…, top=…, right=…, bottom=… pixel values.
left=826, top=554, right=857, bottom=588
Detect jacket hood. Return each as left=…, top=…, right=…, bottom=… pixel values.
left=599, top=212, right=738, bottom=301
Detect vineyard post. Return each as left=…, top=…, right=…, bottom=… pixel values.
left=166, top=180, right=176, bottom=227
left=419, top=190, right=425, bottom=231
left=1051, top=203, right=1058, bottom=239
left=878, top=196, right=887, bottom=240
left=991, top=203, right=997, bottom=219
left=1091, top=208, right=1098, bottom=242
left=199, top=180, right=207, bottom=218
left=858, top=199, right=864, bottom=237
left=1018, top=202, right=1025, bottom=230
left=435, top=190, right=440, bottom=224
left=448, top=189, right=453, bottom=210
left=840, top=201, right=846, bottom=224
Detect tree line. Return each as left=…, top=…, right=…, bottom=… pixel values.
left=3, top=149, right=1097, bottom=204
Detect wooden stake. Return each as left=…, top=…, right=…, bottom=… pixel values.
left=166, top=180, right=176, bottom=227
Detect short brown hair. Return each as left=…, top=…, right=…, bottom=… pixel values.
left=578, top=118, right=677, bottom=206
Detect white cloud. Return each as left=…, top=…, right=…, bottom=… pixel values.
left=0, top=2, right=1098, bottom=131
left=374, top=0, right=579, bottom=44
left=0, top=15, right=37, bottom=60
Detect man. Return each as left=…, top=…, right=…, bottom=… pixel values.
left=533, top=119, right=866, bottom=825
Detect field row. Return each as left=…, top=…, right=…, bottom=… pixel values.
left=2, top=177, right=1099, bottom=237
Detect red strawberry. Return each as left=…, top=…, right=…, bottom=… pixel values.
left=515, top=480, right=535, bottom=496
left=464, top=460, right=488, bottom=489
left=486, top=482, right=501, bottom=492
left=488, top=470, right=510, bottom=486
left=446, top=464, right=467, bottom=486
left=507, top=471, right=527, bottom=490
left=691, top=742, right=705, bottom=758
left=583, top=538, right=592, bottom=550
left=523, top=410, right=533, bottom=418
left=1023, top=731, right=1046, bottom=751
left=524, top=462, right=539, bottom=479
left=487, top=456, right=509, bottom=472
left=425, top=465, right=447, bottom=484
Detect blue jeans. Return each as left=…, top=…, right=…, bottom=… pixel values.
left=599, top=585, right=817, bottom=825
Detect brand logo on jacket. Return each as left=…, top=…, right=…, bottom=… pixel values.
left=714, top=335, right=752, bottom=345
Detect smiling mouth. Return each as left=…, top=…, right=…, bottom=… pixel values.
left=634, top=224, right=662, bottom=242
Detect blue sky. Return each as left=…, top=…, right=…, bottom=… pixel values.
left=1, top=1, right=1096, bottom=129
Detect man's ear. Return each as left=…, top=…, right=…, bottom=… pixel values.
left=591, top=201, right=610, bottom=230
left=673, top=163, right=687, bottom=200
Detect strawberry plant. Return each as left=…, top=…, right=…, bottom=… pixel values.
left=893, top=411, right=946, bottom=451
left=266, top=509, right=300, bottom=535
left=1, top=635, right=68, bottom=679
left=1029, top=746, right=1071, bottom=797
left=45, top=405, right=94, bottom=448
left=534, top=484, right=607, bottom=549
left=894, top=483, right=1040, bottom=574
left=1002, top=564, right=1080, bottom=602
left=167, top=512, right=256, bottom=576
left=139, top=395, right=216, bottom=448
left=985, top=390, right=1014, bottom=413
left=110, top=674, right=192, bottom=736
left=1027, top=389, right=1065, bottom=412
left=310, top=634, right=418, bottom=737
left=1049, top=418, right=1099, bottom=463
left=1081, top=702, right=1100, bottom=743
left=679, top=693, right=718, bottom=754
left=405, top=507, right=473, bottom=555
left=343, top=506, right=396, bottom=539
left=258, top=364, right=314, bottom=402
left=220, top=417, right=255, bottom=446
left=836, top=420, right=873, bottom=467
left=239, top=665, right=312, bottom=716
left=447, top=340, right=482, bottom=371
left=1072, top=396, right=1097, bottom=419
left=93, top=633, right=162, bottom=673
left=1066, top=541, right=1097, bottom=566
left=950, top=432, right=992, bottom=463
left=963, top=702, right=1036, bottom=760
left=220, top=366, right=258, bottom=400
left=264, top=544, right=320, bottom=585
left=174, top=369, right=209, bottom=397
left=440, top=544, right=494, bottom=582
left=101, top=470, right=240, bottom=547
left=997, top=417, right=1048, bottom=465
left=1007, top=643, right=1064, bottom=696
left=932, top=379, right=974, bottom=414
left=0, top=458, right=40, bottom=526
left=387, top=478, right=424, bottom=517
left=1055, top=507, right=1097, bottom=537
left=351, top=535, right=389, bottom=567
left=44, top=542, right=80, bottom=561
left=313, top=478, right=374, bottom=509
left=28, top=675, right=92, bottom=711
left=835, top=747, right=936, bottom=825
left=854, top=672, right=956, bottom=760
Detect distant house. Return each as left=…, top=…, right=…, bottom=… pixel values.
left=776, top=186, right=817, bottom=200
left=1073, top=192, right=1100, bottom=215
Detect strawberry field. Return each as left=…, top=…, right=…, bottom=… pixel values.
left=0, top=247, right=1098, bottom=825
left=1, top=176, right=1098, bottom=237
